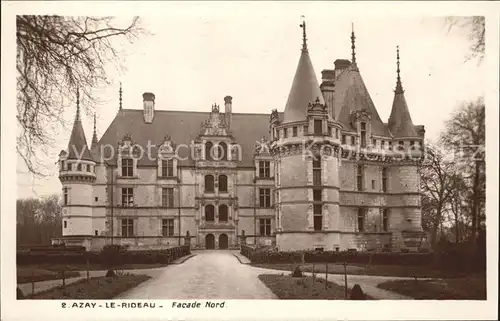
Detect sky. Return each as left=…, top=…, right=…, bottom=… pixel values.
left=13, top=4, right=487, bottom=199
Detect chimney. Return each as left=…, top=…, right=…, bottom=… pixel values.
left=224, top=95, right=232, bottom=129
left=143, top=92, right=155, bottom=123
left=334, top=59, right=351, bottom=78
left=320, top=70, right=335, bottom=119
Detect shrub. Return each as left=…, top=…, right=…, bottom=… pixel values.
left=291, top=266, right=303, bottom=278
left=105, top=270, right=116, bottom=277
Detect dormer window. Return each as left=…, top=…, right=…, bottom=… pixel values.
left=351, top=136, right=355, bottom=146
left=314, top=119, right=322, bottom=136
left=360, top=122, right=367, bottom=148
left=303, top=125, right=309, bottom=135
left=77, top=163, right=82, bottom=171
left=122, top=159, right=133, bottom=177
left=162, top=159, right=174, bottom=177
left=342, top=135, right=346, bottom=144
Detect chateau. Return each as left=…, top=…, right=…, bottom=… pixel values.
left=57, top=23, right=426, bottom=252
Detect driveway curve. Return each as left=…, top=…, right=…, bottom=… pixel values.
left=117, top=250, right=277, bottom=299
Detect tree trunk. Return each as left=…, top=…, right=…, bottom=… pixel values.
left=431, top=208, right=442, bottom=249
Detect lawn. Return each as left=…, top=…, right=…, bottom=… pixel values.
left=19, top=262, right=168, bottom=273
left=17, top=267, right=80, bottom=284
left=23, top=274, right=151, bottom=299
left=377, top=274, right=486, bottom=300
left=252, top=263, right=469, bottom=278
left=258, top=274, right=372, bottom=300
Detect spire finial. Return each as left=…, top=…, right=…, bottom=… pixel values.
left=75, top=88, right=81, bottom=121
left=395, top=45, right=404, bottom=93
left=119, top=82, right=123, bottom=110
left=300, top=16, right=307, bottom=52
left=92, top=113, right=98, bottom=146
left=351, top=23, right=357, bottom=66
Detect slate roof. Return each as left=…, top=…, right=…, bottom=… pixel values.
left=95, top=110, right=277, bottom=167
left=67, top=117, right=93, bottom=161
left=283, top=46, right=325, bottom=123
left=335, top=66, right=391, bottom=136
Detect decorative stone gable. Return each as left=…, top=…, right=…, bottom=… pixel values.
left=350, top=108, right=371, bottom=127
left=200, top=104, right=230, bottom=137
left=307, top=97, right=328, bottom=116
left=117, top=133, right=140, bottom=176
left=254, top=137, right=271, bottom=156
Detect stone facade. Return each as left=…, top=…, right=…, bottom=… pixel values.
left=57, top=23, right=427, bottom=252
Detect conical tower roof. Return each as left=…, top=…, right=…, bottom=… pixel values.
left=388, top=46, right=419, bottom=138
left=283, top=21, right=325, bottom=123
left=67, top=91, right=93, bottom=161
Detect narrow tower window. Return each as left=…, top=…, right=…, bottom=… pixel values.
left=357, top=164, right=364, bottom=191
left=63, top=187, right=68, bottom=205
left=314, top=119, right=322, bottom=136
left=313, top=158, right=321, bottom=186
left=292, top=126, right=298, bottom=137
left=382, top=209, right=390, bottom=232
left=382, top=167, right=388, bottom=192
left=219, top=175, right=228, bottom=192
left=314, top=204, right=322, bottom=231
left=357, top=208, right=365, bottom=232
left=360, top=122, right=367, bottom=148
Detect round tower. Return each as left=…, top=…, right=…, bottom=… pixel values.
left=271, top=20, right=342, bottom=251
left=58, top=91, right=96, bottom=247
left=387, top=46, right=425, bottom=250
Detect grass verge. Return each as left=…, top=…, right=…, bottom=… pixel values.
left=23, top=274, right=151, bottom=299
left=252, top=263, right=470, bottom=278
left=17, top=267, right=80, bottom=284
left=377, top=274, right=486, bottom=300
left=19, top=263, right=168, bottom=272
left=258, top=274, right=372, bottom=300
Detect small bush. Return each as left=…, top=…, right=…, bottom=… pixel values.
left=291, top=266, right=303, bottom=278
left=105, top=270, right=116, bottom=277
left=350, top=284, right=366, bottom=300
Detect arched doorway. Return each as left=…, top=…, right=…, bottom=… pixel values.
left=219, top=233, right=229, bottom=249
left=205, top=234, right=215, bottom=249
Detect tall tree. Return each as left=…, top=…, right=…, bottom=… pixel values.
left=420, top=142, right=458, bottom=248
left=445, top=16, right=485, bottom=62
left=440, top=98, right=485, bottom=248
left=16, top=15, right=144, bottom=176
left=17, top=195, right=62, bottom=246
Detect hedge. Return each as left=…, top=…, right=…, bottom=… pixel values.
left=240, top=245, right=434, bottom=266
left=17, top=245, right=191, bottom=266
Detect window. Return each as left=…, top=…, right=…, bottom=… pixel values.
left=335, top=128, right=339, bottom=139
left=259, top=161, right=270, bottom=178
left=382, top=167, right=388, bottom=192
left=205, top=205, right=215, bottom=221
left=314, top=204, right=322, bottom=231
left=205, top=141, right=213, bottom=161
left=342, top=135, right=346, bottom=144
left=259, top=218, right=271, bottom=236
left=398, top=140, right=404, bottom=150
left=314, top=119, right=322, bottom=136
left=219, top=175, right=228, bottom=192
left=61, top=160, right=66, bottom=171
left=162, top=188, right=174, bottom=208
left=205, top=175, right=214, bottom=192
left=382, top=209, right=389, bottom=231
left=95, top=197, right=98, bottom=202
left=95, top=230, right=98, bottom=236
left=77, top=163, right=82, bottom=171
left=86, top=165, right=91, bottom=172
left=303, top=125, right=309, bottom=135
left=121, top=219, right=134, bottom=237
left=122, top=188, right=134, bottom=206
left=372, top=139, right=376, bottom=147
left=122, top=158, right=133, bottom=177
left=259, top=188, right=271, bottom=207
left=283, top=128, right=288, bottom=138
left=409, top=140, right=415, bottom=150
left=328, top=126, right=333, bottom=137
left=313, top=189, right=322, bottom=202
left=371, top=180, right=376, bottom=190
left=381, top=140, right=385, bottom=149
left=292, top=126, right=298, bottom=137
left=357, top=165, right=364, bottom=191
left=219, top=204, right=228, bottom=222
left=162, top=219, right=174, bottom=236
left=162, top=159, right=174, bottom=177
left=63, top=221, right=67, bottom=228
left=313, top=158, right=321, bottom=186
left=218, top=142, right=228, bottom=161
left=63, top=187, right=68, bottom=205
left=360, top=122, right=367, bottom=148
left=351, top=136, right=356, bottom=146
left=357, top=208, right=365, bottom=232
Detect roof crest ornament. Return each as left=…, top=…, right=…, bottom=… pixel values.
left=395, top=45, right=404, bottom=94
left=75, top=88, right=81, bottom=122
left=350, top=23, right=358, bottom=71
left=300, top=16, right=307, bottom=52
left=119, top=82, right=123, bottom=110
